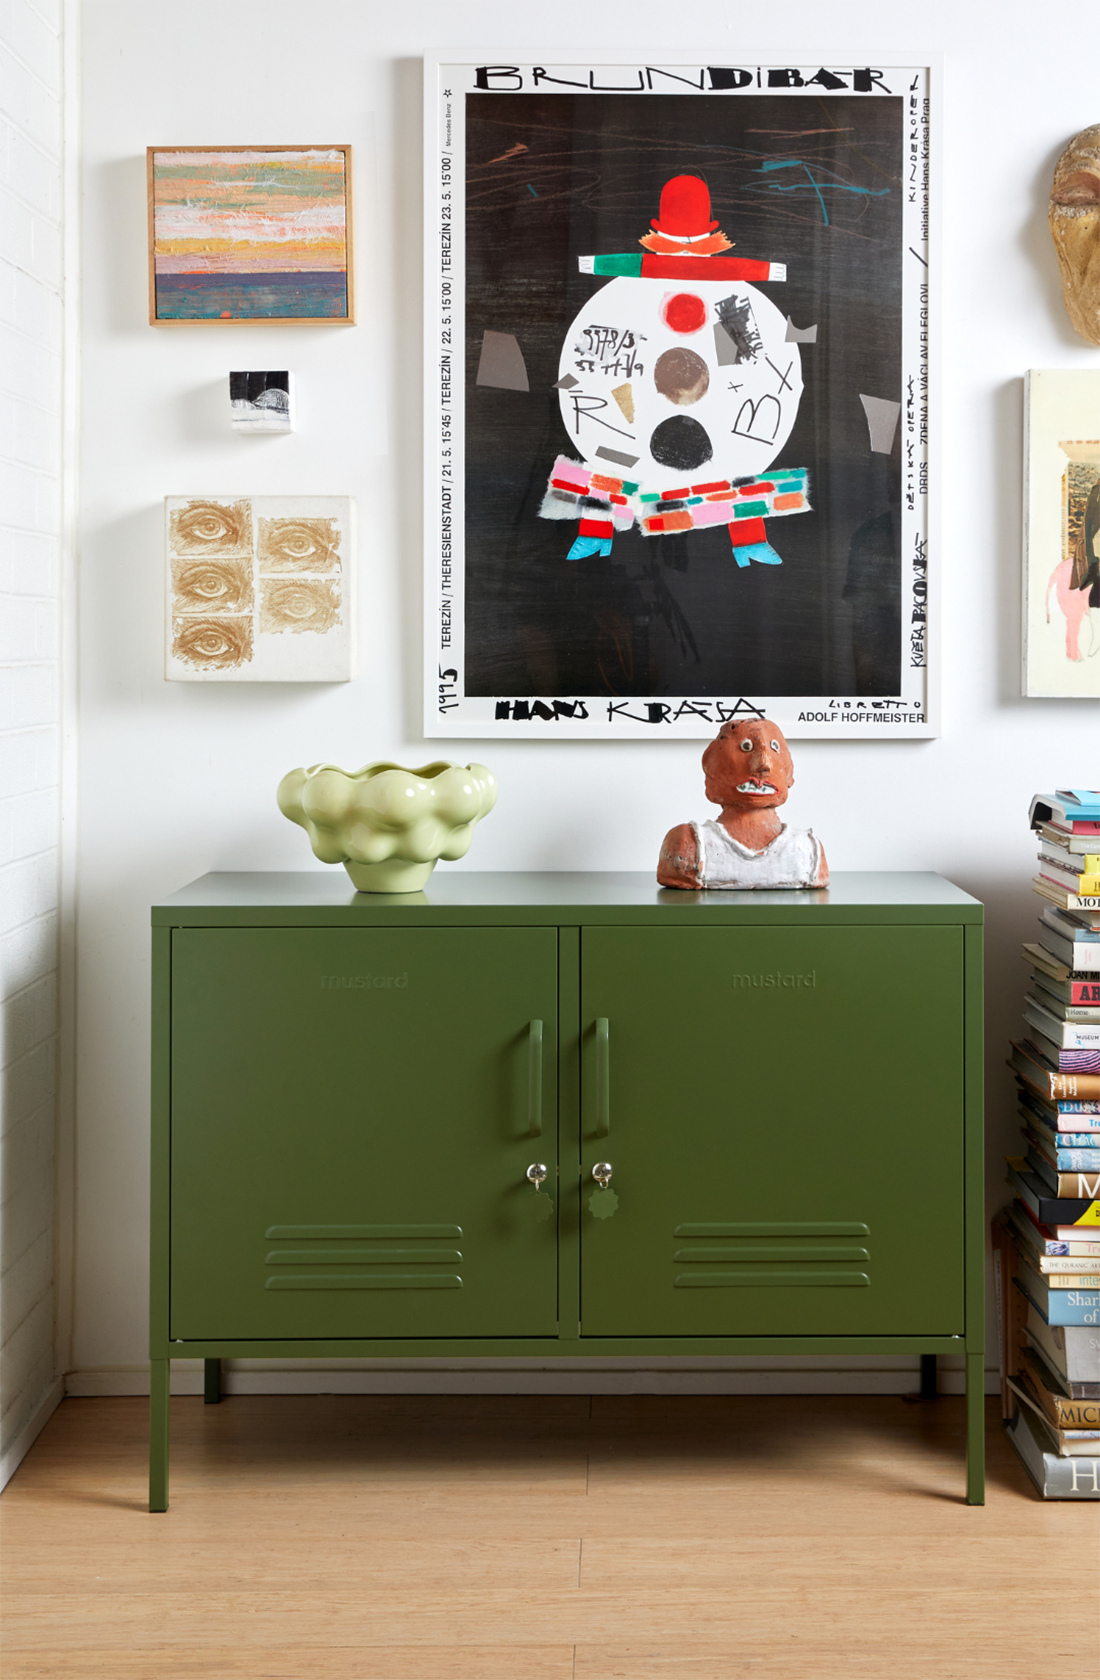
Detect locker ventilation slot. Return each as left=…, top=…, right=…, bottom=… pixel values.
left=673, top=1222, right=870, bottom=1289
left=266, top=1275, right=462, bottom=1291
left=263, top=1224, right=464, bottom=1291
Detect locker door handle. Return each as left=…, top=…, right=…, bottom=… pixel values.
left=527, top=1019, right=543, bottom=1137
left=595, top=1017, right=610, bottom=1138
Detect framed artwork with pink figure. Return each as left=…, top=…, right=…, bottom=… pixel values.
left=424, top=56, right=939, bottom=739
left=1023, top=370, right=1100, bottom=697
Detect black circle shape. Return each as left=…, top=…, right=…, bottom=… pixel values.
left=649, top=415, right=713, bottom=473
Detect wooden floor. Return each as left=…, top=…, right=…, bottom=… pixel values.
left=2, top=1393, right=1097, bottom=1678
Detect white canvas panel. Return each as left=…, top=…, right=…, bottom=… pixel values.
left=165, top=495, right=356, bottom=682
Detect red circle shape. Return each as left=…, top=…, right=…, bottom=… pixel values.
left=662, top=292, right=707, bottom=334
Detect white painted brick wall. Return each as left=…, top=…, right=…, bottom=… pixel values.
left=0, top=0, right=63, bottom=1464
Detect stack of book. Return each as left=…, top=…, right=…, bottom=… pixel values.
left=998, top=789, right=1100, bottom=1498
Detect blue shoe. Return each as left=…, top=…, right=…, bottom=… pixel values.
left=566, top=535, right=613, bottom=561
left=732, top=541, right=782, bottom=567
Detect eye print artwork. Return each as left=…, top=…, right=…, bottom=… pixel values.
left=165, top=496, right=356, bottom=682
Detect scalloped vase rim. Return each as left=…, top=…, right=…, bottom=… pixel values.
left=304, top=759, right=462, bottom=781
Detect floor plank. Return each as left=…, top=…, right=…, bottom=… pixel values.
left=2, top=1395, right=1096, bottom=1678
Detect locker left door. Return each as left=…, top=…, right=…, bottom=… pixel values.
left=170, top=926, right=558, bottom=1340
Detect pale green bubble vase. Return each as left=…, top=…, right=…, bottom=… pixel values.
left=277, top=758, right=498, bottom=892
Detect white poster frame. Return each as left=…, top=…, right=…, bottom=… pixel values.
left=423, top=53, right=941, bottom=739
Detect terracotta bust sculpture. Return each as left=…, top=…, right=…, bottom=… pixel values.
left=1049, top=123, right=1100, bottom=347
left=658, top=719, right=828, bottom=890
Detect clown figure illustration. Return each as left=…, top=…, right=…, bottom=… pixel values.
left=540, top=174, right=811, bottom=568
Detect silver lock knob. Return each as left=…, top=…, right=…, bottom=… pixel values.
left=591, top=1162, right=613, bottom=1190
left=526, top=1163, right=548, bottom=1191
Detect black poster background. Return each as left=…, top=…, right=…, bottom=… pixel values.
left=462, top=92, right=904, bottom=701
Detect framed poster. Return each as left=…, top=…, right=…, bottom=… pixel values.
left=1023, top=369, right=1100, bottom=696
left=147, top=146, right=354, bottom=324
left=424, top=57, right=938, bottom=739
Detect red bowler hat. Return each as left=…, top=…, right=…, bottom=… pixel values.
left=650, top=175, right=720, bottom=237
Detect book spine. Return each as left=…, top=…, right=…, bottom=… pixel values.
left=1047, top=1274, right=1100, bottom=1289
left=1005, top=1160, right=1099, bottom=1225
left=1047, top=1292, right=1100, bottom=1326
left=1039, top=860, right=1100, bottom=895
left=1060, top=1324, right=1100, bottom=1381
left=1018, top=1276, right=1100, bottom=1325
left=1034, top=877, right=1100, bottom=912
left=1006, top=1411, right=1100, bottom=1498
left=1030, top=1031, right=1100, bottom=1071
left=1030, top=978, right=1100, bottom=1018
left=1042, top=905, right=1100, bottom=940
left=1014, top=1217, right=1100, bottom=1257
left=1025, top=1310, right=1100, bottom=1382
left=1039, top=844, right=1100, bottom=873
left=1039, top=1253, right=1100, bottom=1269
left=1038, top=936, right=1100, bottom=973
left=1055, top=1151, right=1100, bottom=1171
left=1024, top=1005, right=1100, bottom=1048
left=1056, top=1171, right=1100, bottom=1199
left=1051, top=1072, right=1100, bottom=1101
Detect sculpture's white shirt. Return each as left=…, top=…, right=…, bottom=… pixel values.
left=692, top=819, right=822, bottom=890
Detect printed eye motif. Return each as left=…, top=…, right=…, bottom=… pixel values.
left=170, top=499, right=252, bottom=557
left=258, top=517, right=341, bottom=574
left=171, top=556, right=253, bottom=613
left=172, top=615, right=253, bottom=669
left=260, top=578, right=341, bottom=635
left=740, top=739, right=753, bottom=751
left=770, top=739, right=780, bottom=752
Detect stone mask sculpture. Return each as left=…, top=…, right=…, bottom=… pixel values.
left=657, top=719, right=828, bottom=890
left=1049, top=124, right=1100, bottom=347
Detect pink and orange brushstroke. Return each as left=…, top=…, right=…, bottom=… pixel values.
left=150, top=147, right=351, bottom=321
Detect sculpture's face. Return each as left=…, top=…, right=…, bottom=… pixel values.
left=702, top=720, right=794, bottom=812
left=1049, top=124, right=1100, bottom=347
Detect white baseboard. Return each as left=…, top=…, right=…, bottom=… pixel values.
left=65, top=1359, right=1002, bottom=1398
left=0, top=1376, right=65, bottom=1492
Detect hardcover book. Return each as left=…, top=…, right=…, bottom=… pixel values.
left=1023, top=997, right=1100, bottom=1048
left=1013, top=1263, right=1100, bottom=1326
left=1023, top=1305, right=1100, bottom=1396
left=1042, top=905, right=1100, bottom=943
left=1033, top=876, right=1100, bottom=918
left=1006, top=1405, right=1100, bottom=1498
left=1006, top=1157, right=1100, bottom=1228
left=1038, top=837, right=1100, bottom=872
left=1007, top=1372, right=1100, bottom=1441
left=1010, top=1202, right=1100, bottom=1256
left=1036, top=929, right=1100, bottom=974
left=1036, top=973, right=1100, bottom=1007
left=1024, top=1026, right=1100, bottom=1073
left=1029, top=790, right=1100, bottom=829
left=1037, top=822, right=1100, bottom=856
left=1038, top=857, right=1100, bottom=896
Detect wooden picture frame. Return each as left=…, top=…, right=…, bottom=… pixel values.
left=147, top=144, right=355, bottom=326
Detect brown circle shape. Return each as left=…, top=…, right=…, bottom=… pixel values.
left=653, top=347, right=710, bottom=407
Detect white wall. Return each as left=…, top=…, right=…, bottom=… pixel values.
left=74, top=0, right=1097, bottom=1391
left=0, top=0, right=66, bottom=1472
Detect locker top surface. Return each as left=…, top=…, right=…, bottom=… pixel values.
left=152, top=871, right=983, bottom=927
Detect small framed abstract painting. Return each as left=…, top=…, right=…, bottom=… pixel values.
left=147, top=146, right=354, bottom=324
left=165, top=495, right=356, bottom=681
left=423, top=57, right=938, bottom=739
left=1023, top=369, right=1100, bottom=697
